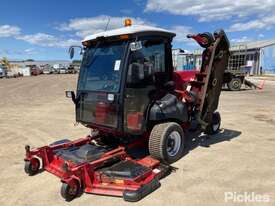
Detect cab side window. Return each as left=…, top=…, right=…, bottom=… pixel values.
left=127, top=41, right=166, bottom=88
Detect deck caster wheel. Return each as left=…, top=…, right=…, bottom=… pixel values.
left=149, top=122, right=185, bottom=164
left=24, top=158, right=40, bottom=176
left=204, top=112, right=221, bottom=135
left=61, top=180, right=79, bottom=201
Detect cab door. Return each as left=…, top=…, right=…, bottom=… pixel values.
left=123, top=39, right=167, bottom=134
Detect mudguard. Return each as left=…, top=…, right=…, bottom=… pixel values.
left=149, top=93, right=188, bottom=123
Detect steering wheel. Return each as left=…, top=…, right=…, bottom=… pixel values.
left=102, top=81, right=119, bottom=91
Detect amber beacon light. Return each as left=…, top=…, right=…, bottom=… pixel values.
left=124, top=18, right=132, bottom=27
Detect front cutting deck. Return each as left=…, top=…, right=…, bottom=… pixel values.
left=24, top=136, right=168, bottom=202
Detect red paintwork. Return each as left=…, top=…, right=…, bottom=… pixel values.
left=173, top=70, right=197, bottom=90
left=137, top=156, right=160, bottom=168
left=187, top=34, right=209, bottom=46
left=95, top=102, right=111, bottom=124
left=127, top=112, right=143, bottom=131
left=173, top=70, right=197, bottom=87
left=173, top=70, right=200, bottom=103
left=25, top=135, right=161, bottom=197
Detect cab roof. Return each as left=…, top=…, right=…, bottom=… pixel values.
left=82, top=25, right=176, bottom=43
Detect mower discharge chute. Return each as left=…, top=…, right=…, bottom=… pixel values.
left=24, top=22, right=230, bottom=202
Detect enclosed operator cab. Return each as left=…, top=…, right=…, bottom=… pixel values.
left=72, top=23, right=184, bottom=136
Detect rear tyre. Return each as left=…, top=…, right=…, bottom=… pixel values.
left=61, top=180, right=80, bottom=201
left=149, top=122, right=185, bottom=164
left=24, top=158, right=40, bottom=176
left=227, top=78, right=242, bottom=91
left=205, top=112, right=221, bottom=135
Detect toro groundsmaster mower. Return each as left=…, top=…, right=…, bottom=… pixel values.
left=24, top=19, right=230, bottom=202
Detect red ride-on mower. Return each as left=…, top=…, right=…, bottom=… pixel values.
left=24, top=20, right=230, bottom=202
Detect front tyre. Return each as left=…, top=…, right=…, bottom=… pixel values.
left=149, top=122, right=185, bottom=164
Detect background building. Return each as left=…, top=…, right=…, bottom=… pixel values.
left=173, top=39, right=275, bottom=75
left=230, top=39, right=275, bottom=75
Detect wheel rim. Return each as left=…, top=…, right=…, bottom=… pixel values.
left=166, top=131, right=181, bottom=157
left=31, top=163, right=38, bottom=171
left=31, top=159, right=39, bottom=171
left=212, top=113, right=220, bottom=132
left=232, top=80, right=240, bottom=89
left=68, top=183, right=77, bottom=196
left=212, top=122, right=220, bottom=132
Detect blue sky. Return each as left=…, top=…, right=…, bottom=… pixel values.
left=0, top=0, right=274, bottom=60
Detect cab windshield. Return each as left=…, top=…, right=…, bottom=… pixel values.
left=78, top=41, right=127, bottom=92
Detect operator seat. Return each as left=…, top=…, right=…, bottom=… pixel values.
left=55, top=144, right=111, bottom=164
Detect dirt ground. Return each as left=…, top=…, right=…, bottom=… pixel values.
left=0, top=75, right=274, bottom=206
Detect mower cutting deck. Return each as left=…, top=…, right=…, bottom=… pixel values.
left=24, top=136, right=167, bottom=202
left=24, top=19, right=230, bottom=202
